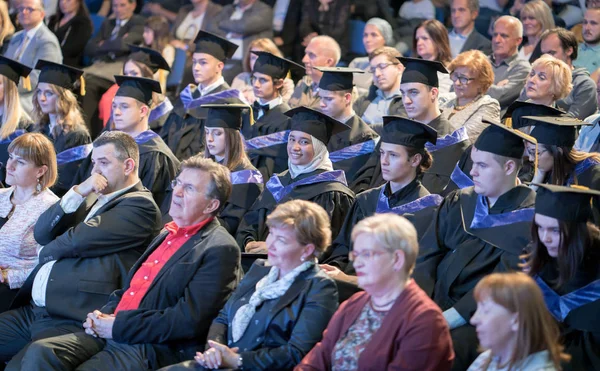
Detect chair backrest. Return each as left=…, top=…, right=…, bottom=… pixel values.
left=90, top=14, right=105, bottom=38
left=167, top=47, right=187, bottom=90
left=349, top=19, right=367, bottom=56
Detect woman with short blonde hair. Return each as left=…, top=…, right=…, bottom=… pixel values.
left=525, top=54, right=573, bottom=106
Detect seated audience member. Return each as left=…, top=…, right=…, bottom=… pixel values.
left=298, top=0, right=350, bottom=59
left=213, top=0, right=273, bottom=84
left=245, top=51, right=299, bottom=180
left=202, top=104, right=263, bottom=235
left=17, top=156, right=242, bottom=370
left=399, top=0, right=435, bottom=22
left=517, top=0, right=554, bottom=63
left=413, top=20, right=453, bottom=93
left=81, top=0, right=145, bottom=138
left=271, top=0, right=302, bottom=61
left=468, top=272, right=570, bottom=370
left=348, top=18, right=394, bottom=91
left=236, top=107, right=355, bottom=253
left=440, top=50, right=500, bottom=142
left=524, top=184, right=600, bottom=370
left=32, top=60, right=91, bottom=197
left=536, top=28, right=598, bottom=120
left=353, top=47, right=406, bottom=133
left=289, top=36, right=340, bottom=109
left=322, top=116, right=440, bottom=274
left=521, top=54, right=572, bottom=109
left=4, top=0, right=62, bottom=117
left=142, top=16, right=175, bottom=87
left=0, top=133, right=58, bottom=313
left=141, top=0, right=190, bottom=22
left=47, top=0, right=93, bottom=67
left=448, top=0, right=491, bottom=58
left=160, top=30, right=239, bottom=161
left=0, top=131, right=161, bottom=368
left=0, top=1, right=15, bottom=51
left=163, top=200, right=339, bottom=371
left=73, top=76, right=180, bottom=217
left=575, top=72, right=600, bottom=152
left=573, top=8, right=600, bottom=75
left=316, top=67, right=379, bottom=184
left=413, top=122, right=537, bottom=370
left=231, top=38, right=294, bottom=105
left=487, top=16, right=531, bottom=111
left=0, top=56, right=34, bottom=184
left=297, top=214, right=454, bottom=371
left=352, top=58, right=470, bottom=195
left=170, top=0, right=222, bottom=48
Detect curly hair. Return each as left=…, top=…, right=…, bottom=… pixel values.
left=33, top=84, right=88, bottom=139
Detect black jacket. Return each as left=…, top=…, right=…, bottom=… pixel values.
left=84, top=14, right=145, bottom=62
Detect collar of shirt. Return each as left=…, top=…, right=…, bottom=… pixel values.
left=337, top=110, right=356, bottom=124
left=490, top=53, right=519, bottom=67
left=200, top=76, right=225, bottom=96
left=376, top=88, right=401, bottom=100
left=95, top=182, right=137, bottom=209
left=24, top=21, right=44, bottom=39
left=233, top=0, right=254, bottom=11
left=115, top=17, right=130, bottom=27
left=258, top=95, right=283, bottom=110
left=580, top=42, right=600, bottom=52
left=449, top=28, right=472, bottom=40
left=164, top=217, right=214, bottom=237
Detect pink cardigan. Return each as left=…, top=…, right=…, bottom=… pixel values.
left=295, top=280, right=454, bottom=371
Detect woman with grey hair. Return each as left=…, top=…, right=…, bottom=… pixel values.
left=348, top=18, right=394, bottom=91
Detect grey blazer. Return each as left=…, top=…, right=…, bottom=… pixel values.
left=460, top=29, right=492, bottom=56
left=171, top=2, right=224, bottom=40
left=4, top=23, right=62, bottom=116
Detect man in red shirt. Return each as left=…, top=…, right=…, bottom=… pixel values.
left=19, top=156, right=242, bottom=371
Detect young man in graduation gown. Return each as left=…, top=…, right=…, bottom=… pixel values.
left=244, top=52, right=300, bottom=181
left=236, top=106, right=355, bottom=253
left=71, top=76, right=180, bottom=218
left=351, top=58, right=470, bottom=195
left=317, top=67, right=380, bottom=185
left=413, top=122, right=537, bottom=370
left=160, top=31, right=239, bottom=161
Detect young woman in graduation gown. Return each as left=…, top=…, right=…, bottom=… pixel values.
left=0, top=56, right=34, bottom=185
left=321, top=116, right=441, bottom=273
left=523, top=184, right=600, bottom=371
left=203, top=104, right=264, bottom=235
left=32, top=60, right=91, bottom=197
left=236, top=107, right=355, bottom=253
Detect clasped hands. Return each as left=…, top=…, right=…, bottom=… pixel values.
left=194, top=340, right=240, bottom=369
left=83, top=310, right=115, bottom=339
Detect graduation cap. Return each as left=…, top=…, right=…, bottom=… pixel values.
left=399, top=57, right=448, bottom=88
left=474, top=119, right=536, bottom=159
left=380, top=116, right=437, bottom=149
left=193, top=30, right=238, bottom=62
left=526, top=116, right=590, bottom=148
left=502, top=101, right=565, bottom=129
left=128, top=45, right=172, bottom=73
left=316, top=67, right=364, bottom=91
left=35, top=60, right=85, bottom=96
left=202, top=103, right=251, bottom=131
left=0, top=55, right=32, bottom=90
left=114, top=75, right=162, bottom=106
left=531, top=183, right=600, bottom=222
left=284, top=106, right=349, bottom=145
left=252, top=51, right=304, bottom=80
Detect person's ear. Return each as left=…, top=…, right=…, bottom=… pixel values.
left=301, top=243, right=316, bottom=260
left=504, top=158, right=517, bottom=176
left=204, top=198, right=220, bottom=215
left=409, top=153, right=422, bottom=168
left=36, top=165, right=48, bottom=180
left=510, top=313, right=519, bottom=332
left=123, top=158, right=136, bottom=175
left=392, top=249, right=406, bottom=272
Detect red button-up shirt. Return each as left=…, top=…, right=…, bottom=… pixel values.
left=114, top=218, right=213, bottom=314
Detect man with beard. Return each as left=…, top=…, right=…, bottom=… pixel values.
left=574, top=7, right=600, bottom=75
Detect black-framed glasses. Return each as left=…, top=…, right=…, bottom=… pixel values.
left=17, top=6, right=40, bottom=13
left=450, top=73, right=476, bottom=85
left=368, top=63, right=398, bottom=74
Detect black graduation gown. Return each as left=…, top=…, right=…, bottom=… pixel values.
left=350, top=115, right=470, bottom=195
left=0, top=116, right=34, bottom=186
left=218, top=162, right=264, bottom=236
left=322, top=178, right=439, bottom=272
left=535, top=251, right=600, bottom=371
left=246, top=102, right=291, bottom=182
left=235, top=168, right=355, bottom=250
left=159, top=83, right=231, bottom=161
left=71, top=131, right=180, bottom=216
left=328, top=115, right=379, bottom=185
left=413, top=185, right=536, bottom=371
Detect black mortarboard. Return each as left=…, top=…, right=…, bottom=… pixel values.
left=474, top=119, right=536, bottom=158
left=316, top=67, right=364, bottom=91
left=128, top=45, right=171, bottom=73
left=0, top=55, right=31, bottom=86
left=284, top=106, right=349, bottom=145
left=252, top=51, right=304, bottom=80
left=532, top=183, right=600, bottom=222
left=202, top=103, right=250, bottom=130
left=35, top=60, right=85, bottom=95
left=502, top=101, right=565, bottom=129
left=193, top=31, right=238, bottom=61
left=114, top=75, right=162, bottom=105
left=527, top=116, right=590, bottom=148
left=399, top=57, right=448, bottom=87
left=381, top=116, right=437, bottom=149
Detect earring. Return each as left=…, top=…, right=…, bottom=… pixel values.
left=36, top=178, right=42, bottom=194
left=300, top=256, right=305, bottom=262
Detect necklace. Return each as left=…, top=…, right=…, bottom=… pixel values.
left=370, top=296, right=397, bottom=310
left=454, top=95, right=481, bottom=112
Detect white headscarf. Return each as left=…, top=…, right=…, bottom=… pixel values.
left=288, top=135, right=333, bottom=179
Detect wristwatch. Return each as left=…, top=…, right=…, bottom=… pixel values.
left=237, top=355, right=243, bottom=369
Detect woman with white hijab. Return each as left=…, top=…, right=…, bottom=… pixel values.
left=236, top=106, right=355, bottom=254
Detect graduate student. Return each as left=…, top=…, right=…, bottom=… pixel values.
left=413, top=121, right=538, bottom=370
left=236, top=106, right=355, bottom=254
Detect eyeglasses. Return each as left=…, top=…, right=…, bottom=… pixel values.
left=17, top=6, right=41, bottom=13
left=368, top=63, right=398, bottom=74
left=450, top=73, right=476, bottom=85
left=527, top=147, right=548, bottom=157
left=170, top=178, right=202, bottom=196
left=349, top=249, right=393, bottom=262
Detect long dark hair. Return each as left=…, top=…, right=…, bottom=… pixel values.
left=543, top=146, right=600, bottom=185
left=52, top=0, right=92, bottom=32
left=522, top=220, right=600, bottom=288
